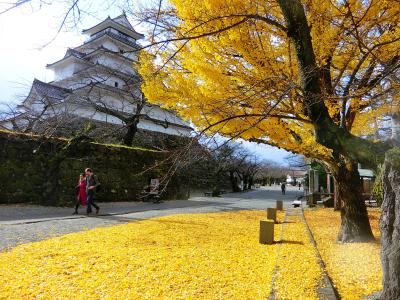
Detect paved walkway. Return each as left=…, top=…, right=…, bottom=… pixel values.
left=268, top=208, right=338, bottom=300
left=0, top=186, right=303, bottom=251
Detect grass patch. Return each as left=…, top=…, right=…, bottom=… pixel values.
left=0, top=129, right=158, bottom=152
left=92, top=142, right=160, bottom=152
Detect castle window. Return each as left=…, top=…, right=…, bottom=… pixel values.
left=114, top=82, right=119, bottom=88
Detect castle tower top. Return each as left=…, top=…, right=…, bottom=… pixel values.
left=82, top=14, right=144, bottom=42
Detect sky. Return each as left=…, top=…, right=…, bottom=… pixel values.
left=0, top=1, right=292, bottom=165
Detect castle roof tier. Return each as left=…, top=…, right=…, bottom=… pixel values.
left=23, top=79, right=71, bottom=107
left=82, top=14, right=144, bottom=41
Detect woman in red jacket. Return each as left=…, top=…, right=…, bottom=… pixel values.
left=73, top=173, right=87, bottom=214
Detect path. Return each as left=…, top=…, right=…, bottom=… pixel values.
left=0, top=185, right=302, bottom=251
left=268, top=207, right=338, bottom=300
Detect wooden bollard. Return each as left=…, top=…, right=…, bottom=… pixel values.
left=267, top=207, right=277, bottom=223
left=276, top=200, right=283, bottom=211
left=260, top=219, right=274, bottom=244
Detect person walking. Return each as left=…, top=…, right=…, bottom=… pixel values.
left=73, top=173, right=87, bottom=214
left=281, top=182, right=286, bottom=195
left=85, top=168, right=101, bottom=215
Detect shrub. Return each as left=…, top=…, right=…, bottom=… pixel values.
left=372, top=164, right=384, bottom=207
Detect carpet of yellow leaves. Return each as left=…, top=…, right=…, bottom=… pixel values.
left=274, top=214, right=322, bottom=300
left=304, top=208, right=381, bottom=300
left=0, top=210, right=285, bottom=300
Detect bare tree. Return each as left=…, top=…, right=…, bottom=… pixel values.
left=257, top=160, right=288, bottom=186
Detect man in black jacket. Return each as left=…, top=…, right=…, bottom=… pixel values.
left=281, top=182, right=286, bottom=195
left=85, top=168, right=100, bottom=215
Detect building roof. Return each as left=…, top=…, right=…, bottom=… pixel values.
left=53, top=63, right=137, bottom=85
left=30, top=79, right=71, bottom=103
left=288, top=170, right=307, bottom=177
left=112, top=14, right=135, bottom=31
left=64, top=48, right=86, bottom=59
left=48, top=42, right=137, bottom=70
left=84, top=46, right=136, bottom=63
left=358, top=168, right=375, bottom=178
left=46, top=50, right=92, bottom=69
left=75, top=31, right=140, bottom=54
left=82, top=14, right=144, bottom=40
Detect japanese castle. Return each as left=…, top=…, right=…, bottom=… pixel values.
left=2, top=14, right=192, bottom=142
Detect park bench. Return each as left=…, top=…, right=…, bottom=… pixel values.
left=204, top=190, right=225, bottom=197
left=292, top=195, right=304, bottom=208
left=365, top=199, right=378, bottom=207
left=317, top=196, right=334, bottom=208
left=292, top=200, right=302, bottom=207
left=363, top=193, right=378, bottom=207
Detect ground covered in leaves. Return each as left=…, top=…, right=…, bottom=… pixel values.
left=304, top=208, right=381, bottom=300
left=1, top=210, right=288, bottom=299
left=0, top=209, right=382, bottom=299
left=274, top=213, right=323, bottom=299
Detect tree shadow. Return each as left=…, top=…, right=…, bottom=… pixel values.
left=280, top=221, right=295, bottom=224
left=275, top=240, right=304, bottom=245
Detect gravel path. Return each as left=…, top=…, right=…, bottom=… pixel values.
left=0, top=186, right=303, bottom=251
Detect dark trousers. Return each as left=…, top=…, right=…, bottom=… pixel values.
left=86, top=191, right=99, bottom=214
left=74, top=199, right=81, bottom=212
left=281, top=189, right=285, bottom=195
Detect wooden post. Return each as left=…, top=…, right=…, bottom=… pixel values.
left=276, top=200, right=283, bottom=211
left=260, top=219, right=274, bottom=244
left=327, top=174, right=331, bottom=194
left=267, top=207, right=277, bottom=223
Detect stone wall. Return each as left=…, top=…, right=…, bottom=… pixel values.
left=0, top=130, right=190, bottom=206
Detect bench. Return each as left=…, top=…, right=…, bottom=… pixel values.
left=317, top=196, right=334, bottom=208
left=365, top=199, right=378, bottom=207
left=204, top=192, right=213, bottom=197
left=292, top=195, right=304, bottom=208
left=292, top=200, right=302, bottom=207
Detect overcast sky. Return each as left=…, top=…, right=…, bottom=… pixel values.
left=0, top=1, right=292, bottom=164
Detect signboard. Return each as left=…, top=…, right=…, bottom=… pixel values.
left=149, top=178, right=160, bottom=195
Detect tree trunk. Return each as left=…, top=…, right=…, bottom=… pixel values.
left=122, top=118, right=139, bottom=146
left=249, top=176, right=254, bottom=189
left=229, top=171, right=240, bottom=192
left=380, top=148, right=400, bottom=300
left=392, top=112, right=400, bottom=140
left=336, top=161, right=374, bottom=242
left=242, top=177, right=246, bottom=190
left=333, top=178, right=341, bottom=211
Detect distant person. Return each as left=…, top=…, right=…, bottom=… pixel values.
left=85, top=168, right=101, bottom=215
left=281, top=182, right=286, bottom=195
left=73, top=173, right=87, bottom=215
left=298, top=182, right=301, bottom=190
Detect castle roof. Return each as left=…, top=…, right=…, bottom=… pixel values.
left=46, top=49, right=92, bottom=69
left=82, top=14, right=144, bottom=40
left=31, top=79, right=71, bottom=102
left=79, top=30, right=141, bottom=50
left=64, top=48, right=86, bottom=59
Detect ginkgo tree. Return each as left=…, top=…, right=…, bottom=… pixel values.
left=138, top=0, right=398, bottom=233
left=137, top=1, right=399, bottom=295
